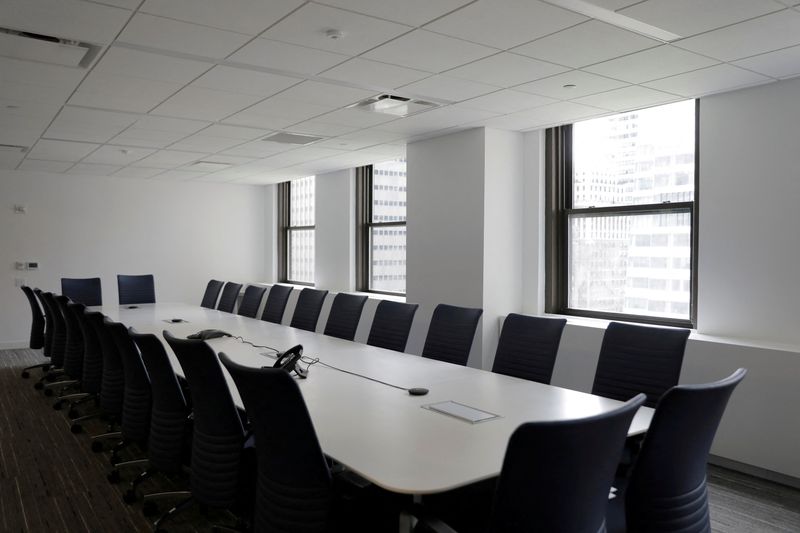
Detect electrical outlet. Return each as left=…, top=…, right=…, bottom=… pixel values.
left=26, top=261, right=39, bottom=271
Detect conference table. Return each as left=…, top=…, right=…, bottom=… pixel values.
left=96, top=302, right=653, bottom=498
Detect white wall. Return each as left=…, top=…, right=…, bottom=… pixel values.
left=1, top=169, right=267, bottom=347
left=314, top=168, right=355, bottom=292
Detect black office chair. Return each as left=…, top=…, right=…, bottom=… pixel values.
left=290, top=288, right=329, bottom=332
left=201, top=279, right=224, bottom=309
left=217, top=282, right=243, bottom=313
left=49, top=302, right=89, bottom=410
left=237, top=285, right=267, bottom=318
left=160, top=332, right=249, bottom=531
left=609, top=369, right=747, bottom=533
left=61, top=277, right=102, bottom=306
left=367, top=300, right=419, bottom=353
left=491, top=314, right=567, bottom=385
left=20, top=286, right=48, bottom=378
left=324, top=293, right=368, bottom=341
left=59, top=302, right=104, bottom=421
left=260, top=284, right=293, bottom=324
left=34, top=288, right=53, bottom=359
left=421, top=304, right=483, bottom=366
left=118, top=274, right=156, bottom=305
left=592, top=322, right=690, bottom=408
left=33, top=292, right=67, bottom=390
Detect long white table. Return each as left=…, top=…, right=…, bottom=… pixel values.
left=97, top=303, right=653, bottom=496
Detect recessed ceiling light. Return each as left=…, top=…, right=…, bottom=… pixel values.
left=325, top=29, right=345, bottom=40
left=563, top=84, right=577, bottom=89
left=6, top=104, right=19, bottom=109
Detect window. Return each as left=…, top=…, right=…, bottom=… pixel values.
left=546, top=100, right=697, bottom=327
left=278, top=176, right=315, bottom=285
left=356, top=159, right=407, bottom=295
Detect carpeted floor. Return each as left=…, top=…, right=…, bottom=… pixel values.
left=2, top=347, right=799, bottom=532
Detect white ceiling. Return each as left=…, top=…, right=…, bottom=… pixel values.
left=2, top=0, right=800, bottom=184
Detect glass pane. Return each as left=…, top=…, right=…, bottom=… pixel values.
left=572, top=100, right=695, bottom=208
left=370, top=225, right=406, bottom=294
left=568, top=212, right=691, bottom=320
left=372, top=159, right=406, bottom=223
left=288, top=229, right=314, bottom=284
left=290, top=176, right=315, bottom=227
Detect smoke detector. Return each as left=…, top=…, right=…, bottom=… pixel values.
left=348, top=94, right=440, bottom=117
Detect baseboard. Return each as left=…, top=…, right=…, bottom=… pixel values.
left=0, top=341, right=29, bottom=350
left=710, top=454, right=800, bottom=489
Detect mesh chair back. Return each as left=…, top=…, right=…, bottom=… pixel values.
left=237, top=285, right=267, bottom=318
left=41, top=292, right=66, bottom=368
left=72, top=303, right=102, bottom=395
left=21, top=286, right=45, bottom=349
left=422, top=304, right=483, bottom=366
left=625, top=369, right=747, bottom=533
left=217, top=282, right=243, bottom=313
left=201, top=279, right=224, bottom=309
left=60, top=300, right=85, bottom=379
left=34, top=289, right=52, bottom=358
left=87, top=314, right=124, bottom=418
left=323, top=293, right=367, bottom=341
left=220, top=354, right=332, bottom=532
left=592, top=322, right=690, bottom=408
left=490, top=394, right=645, bottom=533
left=132, top=330, right=190, bottom=473
left=290, top=288, right=329, bottom=332
left=61, top=277, right=102, bottom=306
left=491, top=314, right=567, bottom=385
left=108, top=321, right=151, bottom=444
left=261, top=284, right=293, bottom=324
left=367, top=300, right=419, bottom=353
left=164, top=332, right=245, bottom=508
left=117, top=274, right=155, bottom=305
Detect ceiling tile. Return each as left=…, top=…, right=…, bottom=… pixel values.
left=0, top=57, right=84, bottom=105
left=191, top=66, right=300, bottom=97
left=618, top=0, right=786, bottom=38
left=643, top=64, right=771, bottom=97
left=313, top=129, right=405, bottom=150
left=400, top=75, right=497, bottom=102
left=286, top=121, right=359, bottom=137
left=734, top=44, right=800, bottom=78
left=92, top=0, right=141, bottom=8
left=202, top=124, right=271, bottom=139
left=262, top=3, right=411, bottom=56
left=151, top=87, right=265, bottom=121
left=18, top=159, right=74, bottom=173
left=675, top=10, right=800, bottom=61
left=260, top=146, right=347, bottom=168
left=131, top=149, right=206, bottom=168
left=45, top=107, right=138, bottom=143
left=584, top=0, right=642, bottom=8
left=140, top=0, right=304, bottom=35
left=229, top=39, right=348, bottom=75
left=316, top=0, right=471, bottom=26
left=91, top=46, right=212, bottom=84
left=168, top=134, right=251, bottom=153
left=112, top=166, right=166, bottom=179
left=1, top=0, right=132, bottom=43
left=189, top=154, right=256, bottom=166
left=224, top=100, right=333, bottom=129
left=111, top=117, right=210, bottom=148
left=66, top=163, right=122, bottom=176
left=274, top=81, right=375, bottom=108
left=515, top=70, right=629, bottom=99
left=69, top=72, right=184, bottom=113
left=426, top=0, right=587, bottom=50
left=512, top=20, right=661, bottom=69
left=478, top=101, right=605, bottom=130
left=585, top=45, right=719, bottom=84
left=132, top=115, right=211, bottom=134
left=0, top=151, right=25, bottom=170
left=320, top=58, right=431, bottom=89
left=220, top=140, right=296, bottom=158
left=458, top=90, right=556, bottom=114
left=377, top=106, right=497, bottom=135
left=308, top=108, right=400, bottom=128
left=82, top=145, right=156, bottom=165
left=118, top=13, right=251, bottom=59
left=444, top=53, right=568, bottom=88
left=363, top=30, right=497, bottom=73
left=573, top=86, right=680, bottom=111
left=151, top=169, right=209, bottom=181
left=0, top=104, right=55, bottom=147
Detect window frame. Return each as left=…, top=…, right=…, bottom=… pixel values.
left=356, top=163, right=407, bottom=296
left=545, top=100, right=699, bottom=328
left=277, top=178, right=315, bottom=286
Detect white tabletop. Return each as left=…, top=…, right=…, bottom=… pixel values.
left=97, top=303, right=653, bottom=495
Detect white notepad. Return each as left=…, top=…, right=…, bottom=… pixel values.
left=423, top=401, right=500, bottom=424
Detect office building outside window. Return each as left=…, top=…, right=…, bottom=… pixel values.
left=546, top=100, right=697, bottom=326
left=278, top=176, right=315, bottom=285
left=356, top=159, right=407, bottom=295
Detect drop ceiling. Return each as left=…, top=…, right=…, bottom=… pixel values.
left=2, top=0, right=800, bottom=185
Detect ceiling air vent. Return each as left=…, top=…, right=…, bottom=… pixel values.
left=348, top=94, right=439, bottom=117
left=263, top=132, right=324, bottom=145
left=189, top=161, right=233, bottom=172
left=0, top=143, right=28, bottom=153
left=0, top=27, right=100, bottom=68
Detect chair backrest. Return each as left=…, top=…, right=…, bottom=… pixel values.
left=237, top=285, right=267, bottom=318
left=491, top=314, right=567, bottom=385
left=21, top=286, right=45, bottom=350
left=217, top=282, right=243, bottom=313
left=60, top=300, right=85, bottom=379
left=422, top=304, right=483, bottom=366
left=72, top=303, right=102, bottom=395
left=201, top=279, right=224, bottom=309
left=61, top=277, right=102, bottom=306
left=87, top=313, right=124, bottom=418
left=163, top=332, right=245, bottom=508
left=131, top=330, right=190, bottom=474
left=219, top=353, right=332, bottom=532
left=41, top=292, right=66, bottom=368
left=367, top=300, right=419, bottom=353
left=323, top=293, right=368, bottom=341
left=108, top=320, right=151, bottom=444
left=34, top=289, right=52, bottom=357
left=117, top=274, right=156, bottom=305
left=290, top=288, right=329, bottom=332
left=625, top=369, right=747, bottom=533
left=261, top=284, right=293, bottom=324
left=592, top=322, right=690, bottom=408
left=490, top=394, right=646, bottom=533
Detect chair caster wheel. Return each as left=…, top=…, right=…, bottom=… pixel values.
left=91, top=441, right=104, bottom=452
left=142, top=501, right=159, bottom=516
left=70, top=423, right=83, bottom=434
left=44, top=389, right=54, bottom=397
left=21, top=371, right=30, bottom=379
left=68, top=408, right=79, bottom=419
left=123, top=489, right=137, bottom=504
left=34, top=382, right=44, bottom=390
left=53, top=401, right=63, bottom=410
left=107, top=470, right=121, bottom=484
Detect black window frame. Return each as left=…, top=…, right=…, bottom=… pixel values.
left=545, top=100, right=699, bottom=328
left=356, top=163, right=407, bottom=296
left=277, top=178, right=315, bottom=286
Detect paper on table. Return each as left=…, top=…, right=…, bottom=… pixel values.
left=422, top=400, right=500, bottom=424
